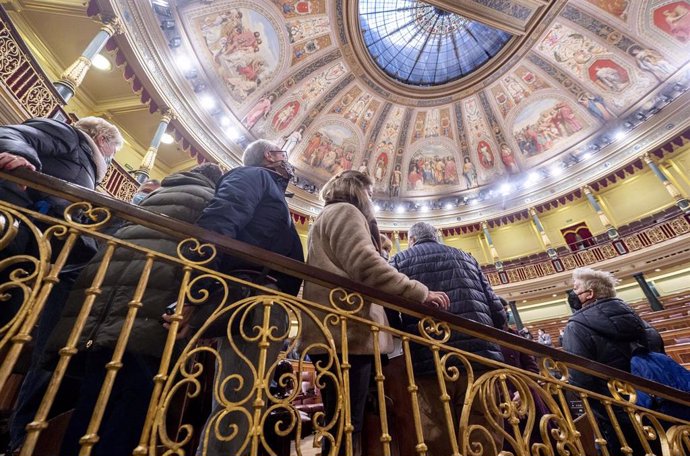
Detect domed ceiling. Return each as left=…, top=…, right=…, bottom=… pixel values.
left=110, top=0, right=690, bottom=226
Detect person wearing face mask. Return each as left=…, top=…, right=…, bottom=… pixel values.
left=0, top=116, right=123, bottom=455
left=188, top=139, right=305, bottom=456
left=562, top=267, right=649, bottom=456
left=131, top=178, right=161, bottom=205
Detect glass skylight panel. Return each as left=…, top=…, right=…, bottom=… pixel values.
left=359, top=0, right=512, bottom=86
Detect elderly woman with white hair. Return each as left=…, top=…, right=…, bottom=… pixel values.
left=562, top=267, right=649, bottom=456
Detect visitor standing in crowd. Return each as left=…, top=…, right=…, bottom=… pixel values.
left=299, top=171, right=449, bottom=456
left=389, top=221, right=506, bottom=456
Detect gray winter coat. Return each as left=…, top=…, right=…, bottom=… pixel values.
left=45, top=171, right=216, bottom=359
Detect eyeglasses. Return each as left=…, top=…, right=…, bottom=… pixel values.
left=269, top=150, right=287, bottom=158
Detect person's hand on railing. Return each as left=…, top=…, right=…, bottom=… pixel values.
left=161, top=304, right=197, bottom=340
left=0, top=152, right=36, bottom=190
left=423, top=290, right=450, bottom=310
left=0, top=152, right=35, bottom=171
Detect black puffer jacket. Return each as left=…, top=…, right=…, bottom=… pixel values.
left=0, top=118, right=106, bottom=212
left=562, top=297, right=647, bottom=394
left=391, top=240, right=506, bottom=375
left=45, top=171, right=216, bottom=359
left=197, top=166, right=304, bottom=296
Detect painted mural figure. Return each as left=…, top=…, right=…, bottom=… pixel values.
left=477, top=141, right=495, bottom=169
left=282, top=126, right=304, bottom=157
left=390, top=165, right=402, bottom=197
left=302, top=131, right=322, bottom=163
left=462, top=157, right=478, bottom=189
left=578, top=92, right=613, bottom=122
left=500, top=144, right=520, bottom=174
left=241, top=93, right=275, bottom=129
left=374, top=153, right=388, bottom=183
left=272, top=101, right=300, bottom=131
left=408, top=164, right=423, bottom=190
left=662, top=3, right=690, bottom=42
left=593, top=64, right=628, bottom=92
left=630, top=48, right=675, bottom=81
left=358, top=159, right=369, bottom=176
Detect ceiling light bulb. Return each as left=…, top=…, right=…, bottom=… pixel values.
left=581, top=152, right=592, bottom=160
left=395, top=205, right=405, bottom=214
left=200, top=95, right=216, bottom=110
left=500, top=184, right=511, bottom=196
left=374, top=204, right=381, bottom=213
left=176, top=54, right=192, bottom=72
left=92, top=53, right=112, bottom=71
left=551, top=165, right=563, bottom=177
left=226, top=127, right=240, bottom=140
left=614, top=130, right=626, bottom=141
left=469, top=199, right=478, bottom=206
left=421, top=205, right=430, bottom=213
left=525, top=172, right=539, bottom=187
left=220, top=116, right=231, bottom=127
left=160, top=133, right=174, bottom=144
left=444, top=203, right=454, bottom=210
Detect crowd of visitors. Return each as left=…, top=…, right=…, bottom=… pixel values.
left=1, top=116, right=688, bottom=456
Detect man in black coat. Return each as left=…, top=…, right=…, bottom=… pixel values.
left=563, top=267, right=648, bottom=456
left=390, top=221, right=506, bottom=456
left=184, top=139, right=304, bottom=456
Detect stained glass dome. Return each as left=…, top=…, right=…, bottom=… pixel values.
left=359, top=0, right=512, bottom=86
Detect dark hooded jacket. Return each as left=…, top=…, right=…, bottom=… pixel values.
left=196, top=166, right=304, bottom=295
left=562, top=297, right=647, bottom=394
left=45, top=171, right=217, bottom=359
left=391, top=239, right=506, bottom=375
left=0, top=118, right=107, bottom=213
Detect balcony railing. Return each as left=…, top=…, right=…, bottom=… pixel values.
left=485, top=211, right=690, bottom=286
left=1, top=168, right=690, bottom=456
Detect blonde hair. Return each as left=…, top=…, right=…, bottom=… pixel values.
left=74, top=116, right=123, bottom=150
left=572, top=267, right=617, bottom=299
left=320, top=170, right=374, bottom=221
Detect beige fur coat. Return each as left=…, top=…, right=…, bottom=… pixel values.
left=299, top=203, right=428, bottom=355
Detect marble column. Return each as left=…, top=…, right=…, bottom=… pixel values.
left=582, top=185, right=619, bottom=239
left=529, top=207, right=557, bottom=259
left=54, top=17, right=121, bottom=102
left=642, top=152, right=690, bottom=213
left=134, top=111, right=174, bottom=183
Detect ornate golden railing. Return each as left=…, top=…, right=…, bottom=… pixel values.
left=0, top=6, right=65, bottom=119
left=1, top=169, right=690, bottom=456
left=97, top=159, right=139, bottom=201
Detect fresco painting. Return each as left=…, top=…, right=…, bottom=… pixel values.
left=585, top=0, right=630, bottom=19
left=197, top=8, right=281, bottom=102
left=272, top=100, right=301, bottom=131
left=588, top=59, right=630, bottom=92
left=513, top=98, right=585, bottom=157
left=538, top=24, right=607, bottom=74
left=330, top=86, right=363, bottom=114
left=298, top=123, right=358, bottom=177
left=406, top=145, right=460, bottom=191
left=653, top=1, right=690, bottom=43
left=412, top=111, right=427, bottom=143
left=292, top=34, right=331, bottom=65
left=286, top=16, right=329, bottom=43
left=273, top=0, right=325, bottom=18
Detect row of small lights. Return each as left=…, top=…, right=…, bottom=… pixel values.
left=152, top=0, right=243, bottom=144
left=373, top=129, right=628, bottom=214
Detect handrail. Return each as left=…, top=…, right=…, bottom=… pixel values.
left=492, top=208, right=684, bottom=270
left=3, top=167, right=690, bottom=405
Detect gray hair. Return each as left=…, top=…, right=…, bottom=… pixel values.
left=74, top=116, right=123, bottom=150
left=408, top=222, right=438, bottom=243
left=242, top=139, right=279, bottom=166
left=572, top=267, right=617, bottom=299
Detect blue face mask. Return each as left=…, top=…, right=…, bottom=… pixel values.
left=131, top=192, right=147, bottom=205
